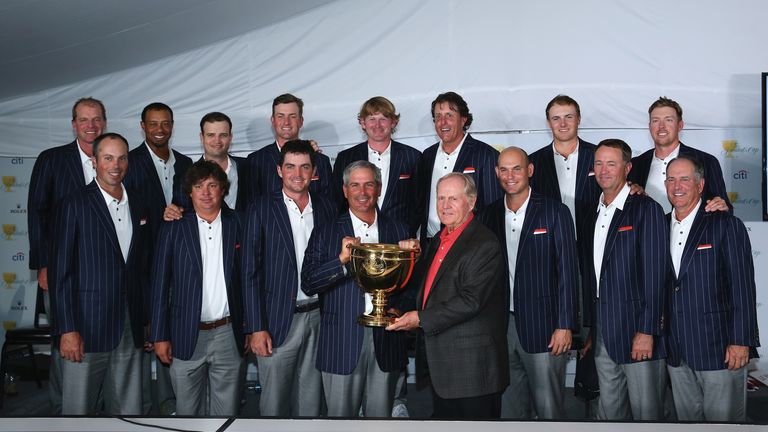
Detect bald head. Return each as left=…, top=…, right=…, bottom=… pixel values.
left=496, top=146, right=533, bottom=198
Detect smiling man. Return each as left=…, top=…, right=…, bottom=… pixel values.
left=663, top=155, right=758, bottom=422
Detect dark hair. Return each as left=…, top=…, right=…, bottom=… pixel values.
left=183, top=160, right=230, bottom=197
left=272, top=93, right=304, bottom=117
left=72, top=97, right=106, bottom=122
left=199, top=112, right=232, bottom=133
left=668, top=155, right=705, bottom=181
left=545, top=94, right=581, bottom=119
left=141, top=102, right=174, bottom=123
left=648, top=96, right=683, bottom=120
left=596, top=138, right=632, bottom=164
left=431, top=91, right=473, bottom=130
left=92, top=133, right=128, bottom=157
left=279, top=139, right=317, bottom=167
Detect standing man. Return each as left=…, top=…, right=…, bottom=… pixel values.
left=332, top=96, right=422, bottom=236
left=664, top=155, right=759, bottom=421
left=247, top=93, right=333, bottom=200
left=51, top=133, right=151, bottom=415
left=151, top=160, right=246, bottom=416
left=529, top=95, right=601, bottom=234
left=628, top=96, right=730, bottom=213
left=301, top=161, right=415, bottom=417
left=28, top=97, right=106, bottom=414
left=579, top=139, right=668, bottom=420
left=420, top=91, right=502, bottom=244
left=388, top=173, right=508, bottom=419
left=242, top=140, right=336, bottom=416
left=478, top=147, right=578, bottom=419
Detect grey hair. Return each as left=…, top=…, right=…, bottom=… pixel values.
left=436, top=172, right=478, bottom=202
left=667, top=155, right=705, bottom=182
left=342, top=160, right=382, bottom=186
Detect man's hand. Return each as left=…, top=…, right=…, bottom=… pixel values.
left=704, top=197, right=729, bottom=213
left=386, top=311, right=420, bottom=331
left=154, top=341, right=173, bottom=365
left=627, top=181, right=645, bottom=195
left=339, top=236, right=361, bottom=265
left=163, top=204, right=184, bottom=222
left=60, top=331, right=84, bottom=362
left=724, top=345, right=749, bottom=370
left=548, top=329, right=573, bottom=356
left=631, top=332, right=654, bottom=361
left=37, top=267, right=48, bottom=290
left=249, top=331, right=273, bottom=357
left=398, top=238, right=421, bottom=259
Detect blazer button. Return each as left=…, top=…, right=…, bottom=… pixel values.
left=674, top=286, right=680, bottom=292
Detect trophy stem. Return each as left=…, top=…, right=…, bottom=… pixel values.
left=358, top=289, right=394, bottom=327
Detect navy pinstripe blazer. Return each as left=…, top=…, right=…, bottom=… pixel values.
left=242, top=191, right=337, bottom=347
left=174, top=155, right=253, bottom=212
left=28, top=141, right=88, bottom=270
left=419, top=134, right=502, bottom=240
left=301, top=211, right=410, bottom=375
left=246, top=142, right=333, bottom=201
left=49, top=181, right=151, bottom=352
left=628, top=143, right=732, bottom=212
left=331, top=141, right=423, bottom=237
left=666, top=206, right=759, bottom=371
left=578, top=193, right=668, bottom=364
left=150, top=208, right=245, bottom=361
left=123, top=143, right=193, bottom=238
left=478, top=192, right=579, bottom=354
left=529, top=139, right=601, bottom=235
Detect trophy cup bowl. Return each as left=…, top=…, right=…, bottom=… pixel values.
left=3, top=272, right=16, bottom=288
left=348, top=243, right=415, bottom=327
left=2, top=176, right=15, bottom=192
left=2, top=224, right=15, bottom=240
left=722, top=140, right=737, bottom=158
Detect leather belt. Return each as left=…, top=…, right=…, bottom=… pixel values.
left=295, top=301, right=320, bottom=313
left=198, top=316, right=231, bottom=330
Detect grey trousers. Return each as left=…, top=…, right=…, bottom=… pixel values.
left=256, top=309, right=322, bottom=417
left=593, top=309, right=666, bottom=421
left=322, top=327, right=398, bottom=417
left=43, top=290, right=63, bottom=415
left=61, top=313, right=142, bottom=415
left=169, top=322, right=244, bottom=416
left=501, top=314, right=567, bottom=419
left=668, top=361, right=747, bottom=421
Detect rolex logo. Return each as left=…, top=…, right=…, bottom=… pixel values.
left=2, top=224, right=16, bottom=240
left=3, top=272, right=16, bottom=288
left=722, top=140, right=737, bottom=158
left=2, top=176, right=15, bottom=192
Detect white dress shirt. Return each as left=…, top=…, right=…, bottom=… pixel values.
left=553, top=143, right=578, bottom=224
left=283, top=192, right=316, bottom=302
left=96, top=180, right=132, bottom=262
left=505, top=188, right=531, bottom=312
left=646, top=145, right=680, bottom=214
left=197, top=210, right=230, bottom=322
left=670, top=199, right=701, bottom=277
left=428, top=133, right=468, bottom=237
left=593, top=183, right=631, bottom=298
left=146, top=142, right=176, bottom=206
left=368, top=142, right=391, bottom=209
left=350, top=210, right=378, bottom=314
left=76, top=141, right=96, bottom=184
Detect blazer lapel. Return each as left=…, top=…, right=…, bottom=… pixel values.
left=126, top=191, right=145, bottom=263
left=221, top=209, right=236, bottom=288
left=539, top=145, right=561, bottom=201
left=426, top=220, right=477, bottom=304
left=138, top=144, right=166, bottom=206
left=516, top=193, right=539, bottom=264
left=271, top=192, right=297, bottom=269
left=676, top=206, right=707, bottom=280
left=575, top=140, right=592, bottom=204
left=65, top=142, right=87, bottom=187
left=600, top=196, right=632, bottom=276
left=86, top=183, right=122, bottom=261
left=182, top=214, right=204, bottom=278
left=382, top=144, right=401, bottom=211
left=417, top=232, right=442, bottom=307
left=453, top=135, right=473, bottom=175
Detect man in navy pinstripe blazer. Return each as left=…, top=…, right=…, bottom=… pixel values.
left=664, top=155, right=759, bottom=421
left=242, top=140, right=336, bottom=416
left=50, top=133, right=151, bottom=415
left=151, top=160, right=245, bottom=416
left=579, top=139, right=668, bottom=421
left=478, top=147, right=579, bottom=420
left=28, top=97, right=107, bottom=414
left=419, top=91, right=502, bottom=244
left=301, top=160, right=416, bottom=417
left=331, top=96, right=422, bottom=236
left=247, top=94, right=333, bottom=200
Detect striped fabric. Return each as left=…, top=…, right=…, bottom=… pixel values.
left=246, top=143, right=333, bottom=202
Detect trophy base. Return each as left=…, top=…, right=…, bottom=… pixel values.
left=357, top=313, right=395, bottom=328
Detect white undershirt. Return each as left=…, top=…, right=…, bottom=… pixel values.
left=553, top=143, right=578, bottom=225
left=670, top=199, right=701, bottom=277
left=646, top=145, right=680, bottom=214
left=146, top=142, right=176, bottom=206
left=428, top=133, right=468, bottom=237
left=96, top=180, right=132, bottom=262
left=368, top=142, right=392, bottom=209
left=505, top=188, right=531, bottom=312
left=593, top=183, right=631, bottom=298
left=350, top=210, right=378, bottom=314
left=204, top=155, right=239, bottom=210
left=197, top=210, right=229, bottom=322
left=283, top=192, right=316, bottom=302
left=76, top=140, right=96, bottom=184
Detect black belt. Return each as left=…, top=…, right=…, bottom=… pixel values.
left=295, top=301, right=319, bottom=313
left=198, top=316, right=231, bottom=330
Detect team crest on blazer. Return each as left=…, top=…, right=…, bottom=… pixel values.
left=398, top=173, right=411, bottom=180
left=696, top=243, right=712, bottom=250
left=462, top=167, right=476, bottom=174
left=533, top=228, right=548, bottom=235
left=588, top=170, right=595, bottom=176
left=311, top=175, right=320, bottom=181
left=617, top=225, right=633, bottom=232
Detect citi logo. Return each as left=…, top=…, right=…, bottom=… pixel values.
left=733, top=169, right=748, bottom=180
left=12, top=252, right=24, bottom=261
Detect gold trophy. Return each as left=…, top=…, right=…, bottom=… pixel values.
left=2, top=224, right=15, bottom=240
left=727, top=191, right=739, bottom=204
left=722, top=140, right=737, bottom=158
left=1, top=176, right=15, bottom=192
left=348, top=243, right=416, bottom=327
left=3, top=272, right=16, bottom=288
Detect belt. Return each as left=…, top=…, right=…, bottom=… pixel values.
left=198, top=316, right=231, bottom=330
left=295, top=301, right=320, bottom=313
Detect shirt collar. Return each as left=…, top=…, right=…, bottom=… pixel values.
left=440, top=212, right=474, bottom=241
left=654, top=144, right=680, bottom=162
left=504, top=187, right=532, bottom=215
left=197, top=209, right=222, bottom=225
left=438, top=133, right=468, bottom=156
left=95, top=179, right=128, bottom=206
left=76, top=140, right=92, bottom=166
left=203, top=155, right=233, bottom=174
left=674, top=199, right=702, bottom=225
left=145, top=141, right=176, bottom=165
left=368, top=141, right=392, bottom=156
left=552, top=141, right=579, bottom=160
left=282, top=191, right=313, bottom=212
left=598, top=183, right=631, bottom=212
left=349, top=209, right=378, bottom=232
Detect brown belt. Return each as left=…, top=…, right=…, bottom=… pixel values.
left=198, top=316, right=231, bottom=330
